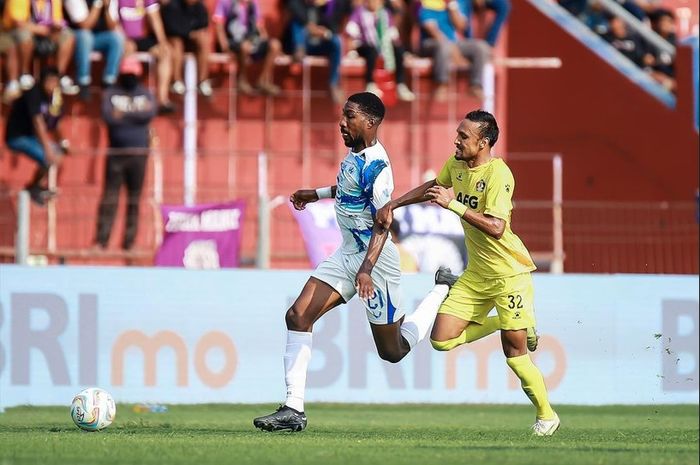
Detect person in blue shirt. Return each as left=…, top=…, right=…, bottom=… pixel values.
left=418, top=0, right=490, bottom=101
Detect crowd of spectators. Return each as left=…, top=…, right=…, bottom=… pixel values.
left=1, top=0, right=509, bottom=252
left=0, top=0, right=508, bottom=106
left=559, top=0, right=679, bottom=91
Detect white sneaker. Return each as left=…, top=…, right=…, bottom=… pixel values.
left=532, top=413, right=560, bottom=436
left=19, top=74, right=35, bottom=90
left=198, top=79, right=213, bottom=97
left=171, top=80, right=186, bottom=95
left=365, top=82, right=383, bottom=98
left=60, top=76, right=79, bottom=95
left=2, top=80, right=21, bottom=102
left=397, top=83, right=415, bottom=102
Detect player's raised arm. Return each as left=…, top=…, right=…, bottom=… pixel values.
left=289, top=185, right=337, bottom=210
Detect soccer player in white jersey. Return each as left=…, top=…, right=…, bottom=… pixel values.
left=253, top=92, right=458, bottom=432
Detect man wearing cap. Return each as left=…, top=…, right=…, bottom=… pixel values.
left=94, top=56, right=156, bottom=251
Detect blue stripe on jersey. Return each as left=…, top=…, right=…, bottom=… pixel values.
left=386, top=285, right=396, bottom=324
left=361, top=159, right=388, bottom=199
left=349, top=228, right=372, bottom=251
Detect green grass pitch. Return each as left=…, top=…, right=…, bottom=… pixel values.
left=0, top=404, right=697, bottom=465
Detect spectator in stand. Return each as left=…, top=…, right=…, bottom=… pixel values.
left=95, top=56, right=156, bottom=250
left=391, top=0, right=416, bottom=54
left=462, top=0, right=510, bottom=47
left=285, top=0, right=352, bottom=103
left=345, top=0, right=415, bottom=101
left=4, top=67, right=69, bottom=205
left=418, top=0, right=490, bottom=101
left=603, top=15, right=645, bottom=66
left=213, top=0, right=280, bottom=95
left=0, top=19, right=22, bottom=102
left=5, top=0, right=80, bottom=94
left=643, top=8, right=676, bottom=91
left=118, top=0, right=175, bottom=114
left=1, top=0, right=50, bottom=91
left=64, top=0, right=125, bottom=102
left=160, top=0, right=212, bottom=97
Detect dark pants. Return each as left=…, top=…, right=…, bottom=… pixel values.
left=356, top=43, right=407, bottom=85
left=96, top=154, right=147, bottom=249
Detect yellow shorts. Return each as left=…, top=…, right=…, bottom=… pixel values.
left=438, top=272, right=536, bottom=330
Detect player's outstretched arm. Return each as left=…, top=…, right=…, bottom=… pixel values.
left=375, top=179, right=438, bottom=226
left=289, top=186, right=337, bottom=210
left=427, top=185, right=506, bottom=239
left=355, top=221, right=390, bottom=299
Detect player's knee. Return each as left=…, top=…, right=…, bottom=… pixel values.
left=378, top=348, right=405, bottom=364
left=285, top=306, right=311, bottom=331
left=430, top=338, right=458, bottom=351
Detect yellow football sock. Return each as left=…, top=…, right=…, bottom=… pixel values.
left=430, top=316, right=501, bottom=351
left=506, top=354, right=556, bottom=420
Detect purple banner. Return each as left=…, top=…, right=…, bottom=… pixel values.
left=155, top=200, right=246, bottom=268
left=291, top=200, right=466, bottom=272
left=289, top=200, right=342, bottom=267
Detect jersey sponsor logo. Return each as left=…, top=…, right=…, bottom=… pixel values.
left=456, top=172, right=463, bottom=181
left=455, top=191, right=478, bottom=209
left=476, top=179, right=486, bottom=192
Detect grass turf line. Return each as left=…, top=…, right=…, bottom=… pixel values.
left=0, top=404, right=697, bottom=465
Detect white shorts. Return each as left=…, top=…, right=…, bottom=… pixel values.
left=311, top=241, right=404, bottom=325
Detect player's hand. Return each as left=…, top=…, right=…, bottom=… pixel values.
left=290, top=189, right=319, bottom=210
left=375, top=203, right=394, bottom=229
left=426, top=185, right=454, bottom=209
left=355, top=271, right=374, bottom=300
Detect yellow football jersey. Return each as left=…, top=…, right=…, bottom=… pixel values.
left=436, top=156, right=536, bottom=278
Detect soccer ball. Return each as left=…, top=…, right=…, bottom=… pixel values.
left=70, top=387, right=116, bottom=431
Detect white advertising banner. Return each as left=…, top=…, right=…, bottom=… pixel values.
left=0, top=265, right=697, bottom=410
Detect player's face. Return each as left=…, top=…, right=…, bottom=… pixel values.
left=453, top=119, right=484, bottom=161
left=339, top=102, right=369, bottom=148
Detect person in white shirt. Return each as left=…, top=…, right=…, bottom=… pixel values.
left=252, top=92, right=458, bottom=432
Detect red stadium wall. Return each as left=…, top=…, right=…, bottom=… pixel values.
left=504, top=0, right=698, bottom=273
left=506, top=0, right=698, bottom=203
left=1, top=0, right=697, bottom=273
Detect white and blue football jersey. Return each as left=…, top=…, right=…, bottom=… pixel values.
left=334, top=141, right=394, bottom=254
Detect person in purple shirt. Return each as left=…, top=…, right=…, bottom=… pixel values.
left=118, top=0, right=175, bottom=114
left=345, top=0, right=415, bottom=101
left=213, top=0, right=281, bottom=95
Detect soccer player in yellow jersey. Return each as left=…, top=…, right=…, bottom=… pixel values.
left=361, top=110, right=560, bottom=436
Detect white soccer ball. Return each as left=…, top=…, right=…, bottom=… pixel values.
left=70, top=387, right=116, bottom=431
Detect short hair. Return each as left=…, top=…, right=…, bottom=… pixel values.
left=40, top=66, right=59, bottom=84
left=649, top=8, right=674, bottom=23
left=348, top=92, right=386, bottom=122
left=465, top=110, right=499, bottom=147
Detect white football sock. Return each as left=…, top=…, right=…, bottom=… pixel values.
left=400, top=284, right=449, bottom=348
left=283, top=330, right=312, bottom=412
